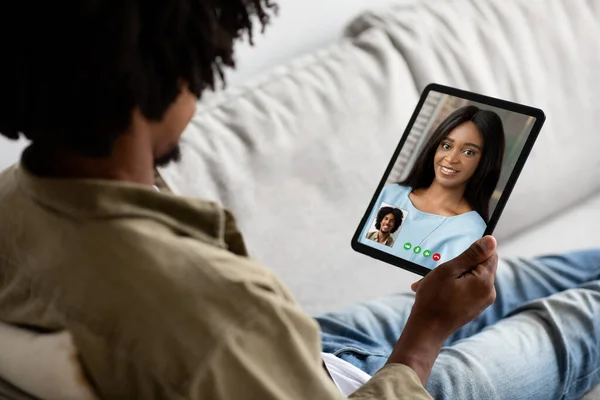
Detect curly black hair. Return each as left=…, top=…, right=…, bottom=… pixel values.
left=374, top=206, right=404, bottom=234
left=0, top=1, right=277, bottom=157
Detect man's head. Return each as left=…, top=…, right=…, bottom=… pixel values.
left=374, top=207, right=404, bottom=234
left=0, top=1, right=277, bottom=172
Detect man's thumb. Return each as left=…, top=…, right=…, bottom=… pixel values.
left=411, top=279, right=422, bottom=292
left=454, top=236, right=497, bottom=267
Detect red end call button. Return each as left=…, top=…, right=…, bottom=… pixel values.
left=432, top=253, right=441, bottom=262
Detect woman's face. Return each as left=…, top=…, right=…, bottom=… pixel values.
left=380, top=213, right=396, bottom=233
left=433, top=121, right=483, bottom=189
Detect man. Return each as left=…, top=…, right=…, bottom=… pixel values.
left=366, top=206, right=404, bottom=247
left=0, top=2, right=599, bottom=399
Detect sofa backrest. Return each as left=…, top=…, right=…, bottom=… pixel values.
left=160, top=0, right=600, bottom=312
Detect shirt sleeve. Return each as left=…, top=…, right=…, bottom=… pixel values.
left=350, top=365, right=433, bottom=399
left=192, top=282, right=432, bottom=400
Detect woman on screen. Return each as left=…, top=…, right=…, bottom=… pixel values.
left=361, top=105, right=505, bottom=269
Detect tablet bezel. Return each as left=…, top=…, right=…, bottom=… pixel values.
left=351, top=83, right=546, bottom=276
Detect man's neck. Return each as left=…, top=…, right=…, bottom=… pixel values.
left=378, top=231, right=390, bottom=242
left=23, top=135, right=156, bottom=186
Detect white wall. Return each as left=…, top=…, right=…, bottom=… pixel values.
left=0, top=0, right=397, bottom=171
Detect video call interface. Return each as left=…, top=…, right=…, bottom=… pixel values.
left=358, top=91, right=537, bottom=270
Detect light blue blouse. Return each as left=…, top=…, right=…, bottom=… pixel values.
left=359, top=184, right=487, bottom=270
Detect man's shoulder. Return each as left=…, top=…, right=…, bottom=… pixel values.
left=73, top=216, right=278, bottom=301
left=62, top=220, right=297, bottom=398
left=58, top=218, right=292, bottom=353
left=0, top=180, right=283, bottom=329
left=100, top=217, right=276, bottom=289
left=0, top=165, right=289, bottom=329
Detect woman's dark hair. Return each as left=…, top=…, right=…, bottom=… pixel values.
left=375, top=207, right=404, bottom=234
left=400, top=105, right=505, bottom=222
left=0, top=1, right=277, bottom=157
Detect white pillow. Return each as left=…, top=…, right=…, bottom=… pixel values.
left=0, top=322, right=98, bottom=400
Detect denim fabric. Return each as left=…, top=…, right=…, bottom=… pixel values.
left=317, top=250, right=600, bottom=399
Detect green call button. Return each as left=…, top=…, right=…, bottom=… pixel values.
left=423, top=250, right=432, bottom=258
left=413, top=246, right=422, bottom=254
left=403, top=242, right=412, bottom=250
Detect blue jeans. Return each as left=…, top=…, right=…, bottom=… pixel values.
left=317, top=250, right=600, bottom=399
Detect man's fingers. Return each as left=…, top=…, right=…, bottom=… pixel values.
left=473, top=251, right=498, bottom=279
left=411, top=279, right=422, bottom=292
left=454, top=236, right=497, bottom=269
left=488, top=286, right=497, bottom=305
left=471, top=252, right=498, bottom=295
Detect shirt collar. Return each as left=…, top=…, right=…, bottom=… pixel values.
left=14, top=163, right=233, bottom=250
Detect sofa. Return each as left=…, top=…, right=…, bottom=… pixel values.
left=1, top=0, right=600, bottom=398
left=160, top=0, right=600, bottom=312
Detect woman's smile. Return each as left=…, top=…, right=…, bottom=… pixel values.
left=439, top=165, right=460, bottom=176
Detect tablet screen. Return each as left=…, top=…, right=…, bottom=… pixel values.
left=352, top=84, right=545, bottom=274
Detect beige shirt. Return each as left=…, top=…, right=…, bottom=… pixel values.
left=366, top=231, right=395, bottom=247
left=0, top=164, right=432, bottom=400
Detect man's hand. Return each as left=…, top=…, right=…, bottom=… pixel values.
left=387, top=236, right=498, bottom=385
left=410, top=235, right=498, bottom=337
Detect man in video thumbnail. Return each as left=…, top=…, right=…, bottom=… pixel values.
left=366, top=206, right=404, bottom=247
